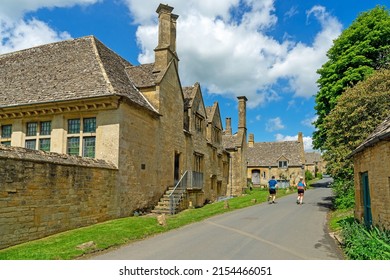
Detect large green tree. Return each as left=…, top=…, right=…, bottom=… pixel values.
left=322, top=69, right=390, bottom=180
left=313, top=6, right=390, bottom=150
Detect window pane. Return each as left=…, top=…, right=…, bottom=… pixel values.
left=1, top=141, right=11, bottom=146
left=83, top=118, right=96, bottom=133
left=25, top=139, right=36, bottom=150
left=1, top=125, right=12, bottom=138
left=68, top=119, right=80, bottom=134
left=26, top=122, right=38, bottom=136
left=83, top=136, right=96, bottom=158
left=39, top=138, right=51, bottom=152
left=40, top=121, right=51, bottom=136
left=67, top=137, right=80, bottom=155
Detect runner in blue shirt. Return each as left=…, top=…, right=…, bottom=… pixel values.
left=296, top=176, right=306, bottom=205
left=268, top=176, right=278, bottom=204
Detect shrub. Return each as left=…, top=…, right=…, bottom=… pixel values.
left=305, top=170, right=314, bottom=181
left=332, top=178, right=355, bottom=209
left=341, top=220, right=390, bottom=260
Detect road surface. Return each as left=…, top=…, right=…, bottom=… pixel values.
left=91, top=180, right=343, bottom=260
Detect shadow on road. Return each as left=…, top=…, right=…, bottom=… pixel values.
left=317, top=196, right=334, bottom=211
left=311, top=177, right=334, bottom=188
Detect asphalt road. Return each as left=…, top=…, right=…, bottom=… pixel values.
left=91, top=179, right=343, bottom=260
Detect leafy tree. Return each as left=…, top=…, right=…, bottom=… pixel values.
left=322, top=69, right=390, bottom=180
left=313, top=6, right=390, bottom=150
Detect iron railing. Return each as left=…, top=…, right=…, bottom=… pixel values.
left=168, top=170, right=204, bottom=214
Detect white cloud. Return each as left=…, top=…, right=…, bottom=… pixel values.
left=266, top=117, right=284, bottom=132
left=0, top=0, right=100, bottom=54
left=301, top=116, right=318, bottom=129
left=126, top=1, right=342, bottom=108
left=269, top=6, right=342, bottom=98
left=275, top=133, right=314, bottom=151
left=284, top=6, right=298, bottom=20
left=0, top=0, right=100, bottom=20
left=0, top=1, right=343, bottom=111
left=0, top=18, right=71, bottom=54
left=123, top=0, right=240, bottom=25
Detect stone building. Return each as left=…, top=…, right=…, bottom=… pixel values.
left=0, top=4, right=235, bottom=248
left=350, top=116, right=390, bottom=230
left=305, top=152, right=324, bottom=177
left=222, top=96, right=248, bottom=196
left=246, top=132, right=306, bottom=187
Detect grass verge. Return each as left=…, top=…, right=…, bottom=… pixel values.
left=0, top=188, right=293, bottom=260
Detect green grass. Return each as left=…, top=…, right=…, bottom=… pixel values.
left=328, top=208, right=354, bottom=232
left=0, top=188, right=292, bottom=260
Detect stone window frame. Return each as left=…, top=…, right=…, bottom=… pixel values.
left=194, top=113, right=204, bottom=133
left=212, top=125, right=222, bottom=144
left=0, top=124, right=12, bottom=146
left=66, top=117, right=96, bottom=158
left=278, top=160, right=288, bottom=169
left=24, top=121, right=52, bottom=152
left=193, top=152, right=204, bottom=173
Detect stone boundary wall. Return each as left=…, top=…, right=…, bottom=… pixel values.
left=0, top=145, right=119, bottom=250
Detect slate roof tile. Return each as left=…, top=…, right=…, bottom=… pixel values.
left=0, top=36, right=157, bottom=113
left=247, top=141, right=304, bottom=167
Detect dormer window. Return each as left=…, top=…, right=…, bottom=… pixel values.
left=195, top=114, right=203, bottom=132
left=278, top=160, right=288, bottom=169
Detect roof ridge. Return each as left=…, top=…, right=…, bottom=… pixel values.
left=89, top=36, right=115, bottom=94
left=0, top=35, right=95, bottom=58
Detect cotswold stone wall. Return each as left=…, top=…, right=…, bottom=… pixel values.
left=0, top=145, right=118, bottom=250
left=353, top=140, right=390, bottom=230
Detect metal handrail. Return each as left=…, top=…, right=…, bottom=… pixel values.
left=168, top=170, right=205, bottom=214
left=168, top=170, right=188, bottom=214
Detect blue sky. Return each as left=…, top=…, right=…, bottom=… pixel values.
left=1, top=0, right=388, bottom=151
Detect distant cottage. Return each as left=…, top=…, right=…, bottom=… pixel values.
left=305, top=151, right=325, bottom=177
left=247, top=132, right=306, bottom=187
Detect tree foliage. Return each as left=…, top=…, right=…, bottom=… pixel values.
left=322, top=69, right=390, bottom=180
left=313, top=6, right=390, bottom=149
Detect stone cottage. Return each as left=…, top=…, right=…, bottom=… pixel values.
left=305, top=152, right=324, bottom=177
left=246, top=132, right=306, bottom=187
left=350, top=116, right=390, bottom=230
left=0, top=4, right=235, bottom=249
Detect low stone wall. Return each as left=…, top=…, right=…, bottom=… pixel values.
left=0, top=145, right=118, bottom=250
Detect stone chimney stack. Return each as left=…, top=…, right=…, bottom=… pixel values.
left=238, top=96, right=248, bottom=133
left=154, top=4, right=179, bottom=73
left=225, top=117, right=232, bottom=135
left=297, top=132, right=305, bottom=165
left=298, top=132, right=303, bottom=144
left=248, top=133, right=254, bottom=147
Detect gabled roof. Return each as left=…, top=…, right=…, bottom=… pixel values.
left=0, top=36, right=157, bottom=113
left=247, top=141, right=304, bottom=167
left=305, top=152, right=322, bottom=164
left=183, top=85, right=196, bottom=109
left=125, top=63, right=159, bottom=88
left=206, top=102, right=223, bottom=130
left=223, top=130, right=246, bottom=150
left=182, top=83, right=206, bottom=117
left=350, top=116, right=390, bottom=156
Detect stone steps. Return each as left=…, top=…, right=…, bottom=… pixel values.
left=151, top=187, right=183, bottom=214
